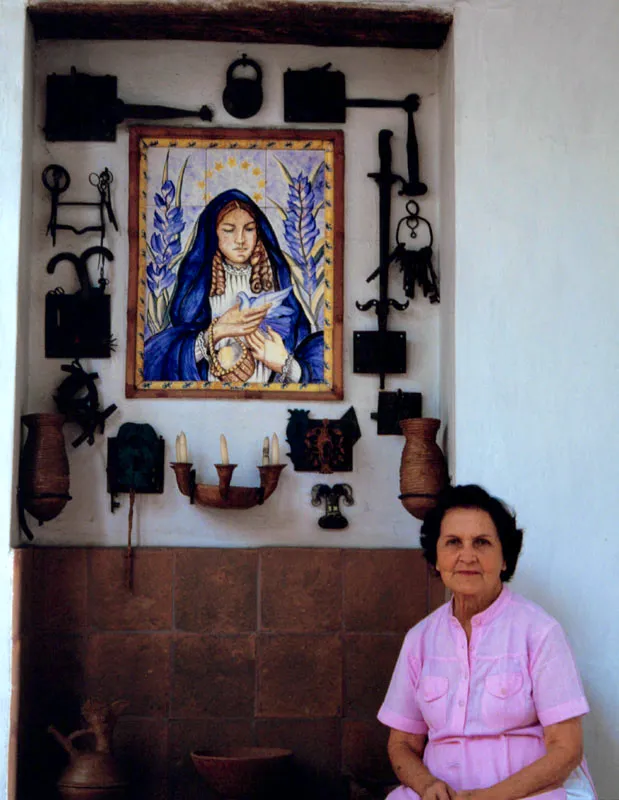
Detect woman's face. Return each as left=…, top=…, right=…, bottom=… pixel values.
left=216, top=207, right=258, bottom=265
left=435, top=507, right=506, bottom=600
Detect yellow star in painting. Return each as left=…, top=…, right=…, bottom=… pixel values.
left=253, top=167, right=262, bottom=176
left=258, top=179, right=266, bottom=189
left=240, top=160, right=250, bottom=170
left=253, top=192, right=263, bottom=202
left=196, top=180, right=206, bottom=191
left=206, top=170, right=213, bottom=179
left=228, top=156, right=237, bottom=168
left=214, top=161, right=224, bottom=171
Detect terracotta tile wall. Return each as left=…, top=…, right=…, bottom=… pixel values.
left=14, top=547, right=444, bottom=800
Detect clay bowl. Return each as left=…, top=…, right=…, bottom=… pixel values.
left=191, top=747, right=293, bottom=799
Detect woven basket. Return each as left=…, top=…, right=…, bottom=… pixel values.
left=399, top=418, right=447, bottom=520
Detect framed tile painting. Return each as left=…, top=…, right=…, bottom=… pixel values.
left=126, top=127, right=344, bottom=399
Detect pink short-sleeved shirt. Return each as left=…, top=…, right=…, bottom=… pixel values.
left=378, top=586, right=595, bottom=799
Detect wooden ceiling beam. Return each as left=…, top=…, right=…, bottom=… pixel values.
left=27, top=1, right=452, bottom=49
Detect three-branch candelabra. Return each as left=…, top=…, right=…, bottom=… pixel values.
left=170, top=462, right=286, bottom=510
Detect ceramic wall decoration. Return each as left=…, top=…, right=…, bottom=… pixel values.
left=126, top=127, right=343, bottom=400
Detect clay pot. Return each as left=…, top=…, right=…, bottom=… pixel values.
left=191, top=747, right=293, bottom=799
left=19, top=413, right=70, bottom=523
left=399, top=418, right=448, bottom=520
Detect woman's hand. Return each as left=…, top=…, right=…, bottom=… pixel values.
left=421, top=779, right=456, bottom=800
left=246, top=326, right=289, bottom=373
left=211, top=302, right=270, bottom=343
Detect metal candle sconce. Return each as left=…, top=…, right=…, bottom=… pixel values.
left=45, top=67, right=213, bottom=142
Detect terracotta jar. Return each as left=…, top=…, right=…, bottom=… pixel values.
left=19, top=413, right=71, bottom=524
left=399, top=418, right=448, bottom=520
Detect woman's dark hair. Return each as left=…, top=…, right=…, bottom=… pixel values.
left=420, top=484, right=523, bottom=582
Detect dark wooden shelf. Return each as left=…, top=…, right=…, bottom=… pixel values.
left=27, top=1, right=452, bottom=49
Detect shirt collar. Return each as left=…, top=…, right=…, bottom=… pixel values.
left=449, top=584, right=511, bottom=628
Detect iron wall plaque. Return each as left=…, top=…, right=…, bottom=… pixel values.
left=286, top=407, right=361, bottom=473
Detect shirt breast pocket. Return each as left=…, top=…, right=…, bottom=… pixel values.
left=418, top=675, right=449, bottom=730
left=482, top=671, right=526, bottom=729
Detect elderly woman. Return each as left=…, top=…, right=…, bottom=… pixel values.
left=378, top=484, right=596, bottom=800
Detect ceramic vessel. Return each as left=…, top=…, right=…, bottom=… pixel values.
left=50, top=699, right=128, bottom=800
left=399, top=418, right=447, bottom=520
left=19, top=413, right=70, bottom=523
left=191, top=747, right=293, bottom=799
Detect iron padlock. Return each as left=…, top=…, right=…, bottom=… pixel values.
left=222, top=54, right=263, bottom=119
left=45, top=246, right=114, bottom=358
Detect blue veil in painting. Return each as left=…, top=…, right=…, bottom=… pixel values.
left=143, top=189, right=324, bottom=383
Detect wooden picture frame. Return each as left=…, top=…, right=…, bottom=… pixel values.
left=126, top=127, right=344, bottom=400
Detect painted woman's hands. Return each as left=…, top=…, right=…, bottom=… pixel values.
left=246, top=326, right=288, bottom=373
left=211, top=302, right=271, bottom=343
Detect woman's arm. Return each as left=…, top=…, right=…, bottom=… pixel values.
left=388, top=729, right=456, bottom=800
left=455, top=717, right=584, bottom=800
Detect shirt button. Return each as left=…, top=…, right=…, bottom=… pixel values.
left=458, top=700, right=465, bottom=707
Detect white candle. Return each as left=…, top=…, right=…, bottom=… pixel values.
left=178, top=432, right=188, bottom=463
left=271, top=433, right=280, bottom=465
left=262, top=436, right=270, bottom=466
left=175, top=434, right=181, bottom=462
left=220, top=434, right=229, bottom=465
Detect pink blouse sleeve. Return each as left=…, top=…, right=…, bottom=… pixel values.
left=530, top=623, right=590, bottom=727
left=377, top=631, right=428, bottom=735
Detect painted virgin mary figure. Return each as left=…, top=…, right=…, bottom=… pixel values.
left=144, top=189, right=324, bottom=384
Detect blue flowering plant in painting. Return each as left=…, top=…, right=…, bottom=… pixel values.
left=270, top=158, right=326, bottom=332
left=145, top=153, right=188, bottom=339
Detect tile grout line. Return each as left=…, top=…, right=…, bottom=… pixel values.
left=254, top=549, right=262, bottom=739
left=168, top=549, right=177, bottom=766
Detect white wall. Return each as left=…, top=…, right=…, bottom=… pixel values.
left=0, top=0, right=33, bottom=795
left=451, top=0, right=619, bottom=796
left=27, top=41, right=441, bottom=547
